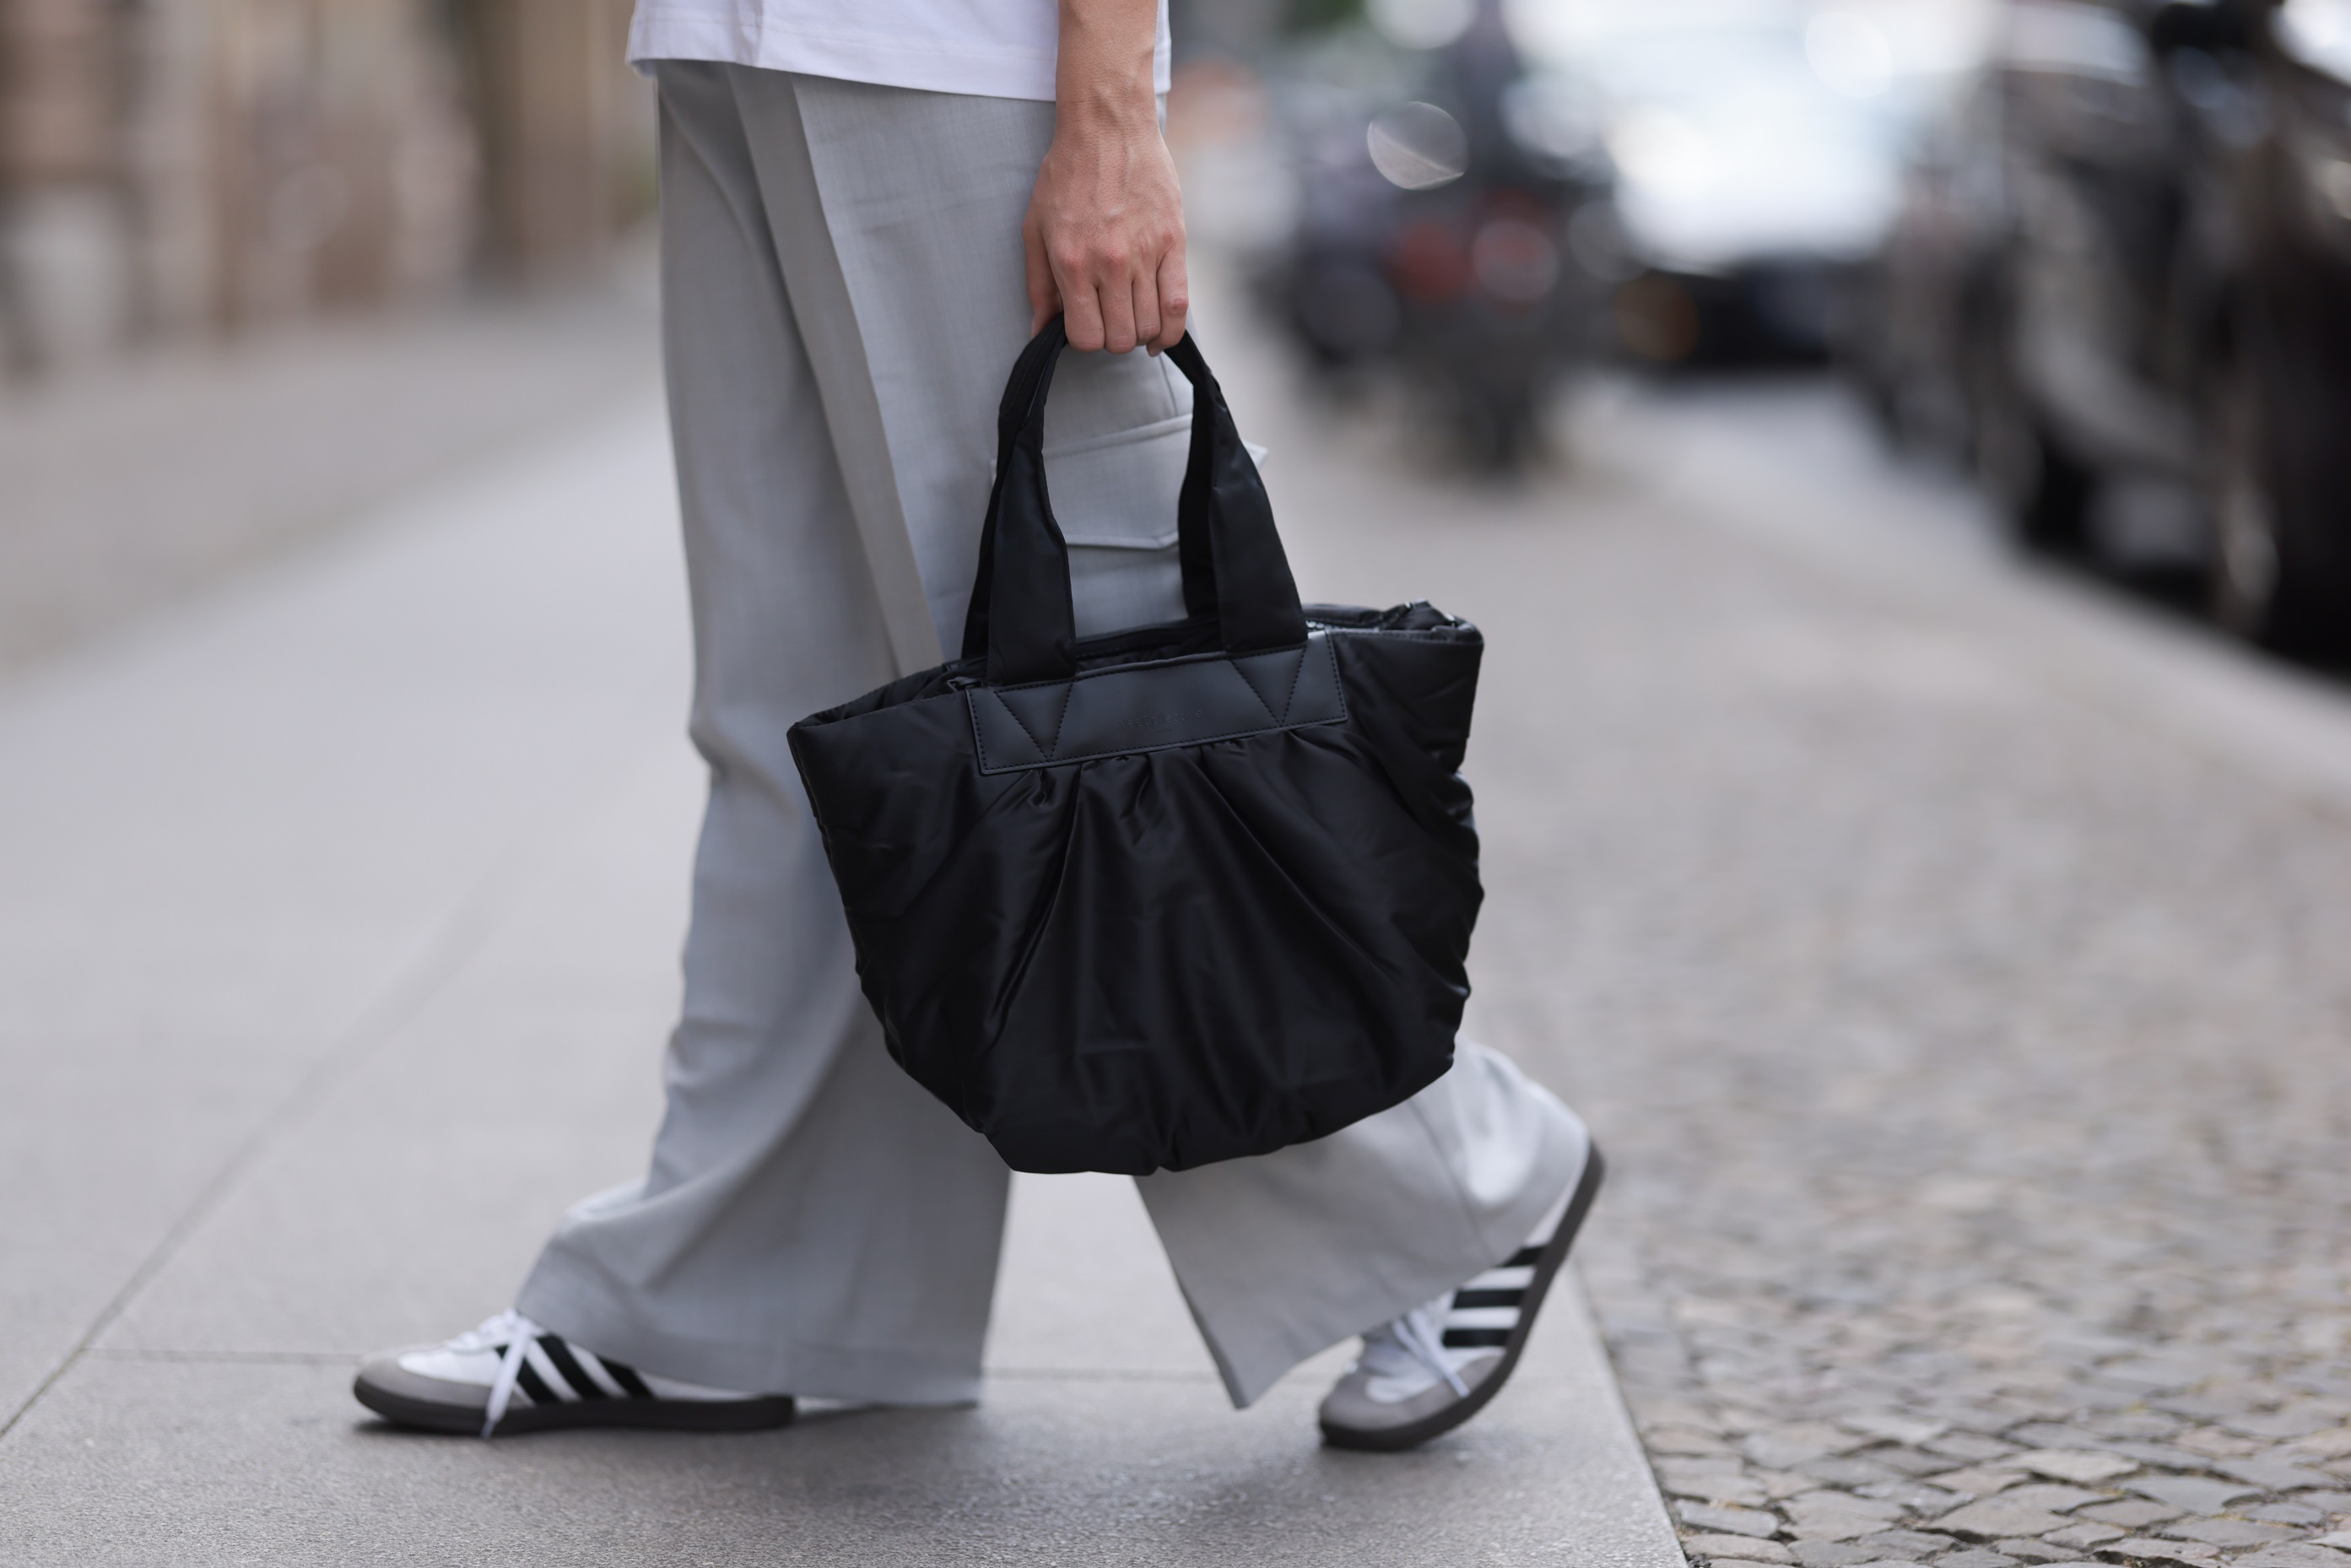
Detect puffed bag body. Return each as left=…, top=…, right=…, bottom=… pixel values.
left=787, top=322, right=1484, bottom=1176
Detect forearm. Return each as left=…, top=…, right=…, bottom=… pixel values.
left=1025, top=0, right=1185, bottom=353
left=1054, top=0, right=1159, bottom=132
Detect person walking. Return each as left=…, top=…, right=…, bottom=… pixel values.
left=353, top=0, right=1602, bottom=1452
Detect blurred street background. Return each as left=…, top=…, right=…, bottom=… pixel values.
left=6, top=0, right=2351, bottom=1562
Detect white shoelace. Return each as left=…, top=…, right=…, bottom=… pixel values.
left=452, top=1308, right=546, bottom=1439
left=1370, top=1303, right=1472, bottom=1399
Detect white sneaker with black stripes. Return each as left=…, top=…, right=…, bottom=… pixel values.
left=354, top=1311, right=794, bottom=1437
left=1318, top=1141, right=1604, bottom=1452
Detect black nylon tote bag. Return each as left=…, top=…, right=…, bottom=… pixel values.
left=787, top=321, right=1485, bottom=1176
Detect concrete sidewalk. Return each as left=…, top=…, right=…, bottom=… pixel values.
left=0, top=378, right=1683, bottom=1563
left=0, top=257, right=660, bottom=674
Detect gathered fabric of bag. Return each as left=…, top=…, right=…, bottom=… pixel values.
left=787, top=321, right=1487, bottom=1176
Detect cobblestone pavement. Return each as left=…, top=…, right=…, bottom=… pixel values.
left=1219, top=342, right=2351, bottom=1568
left=1451, top=388, right=2351, bottom=1568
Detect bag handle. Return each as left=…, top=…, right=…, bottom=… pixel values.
left=959, top=318, right=1309, bottom=685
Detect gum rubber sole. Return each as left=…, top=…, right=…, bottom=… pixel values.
left=1319, top=1141, right=1607, bottom=1453
left=353, top=1376, right=796, bottom=1436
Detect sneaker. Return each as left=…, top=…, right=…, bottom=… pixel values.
left=1318, top=1141, right=1604, bottom=1452
left=353, top=1311, right=795, bottom=1437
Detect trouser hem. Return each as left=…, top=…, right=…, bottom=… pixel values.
left=516, top=1253, right=986, bottom=1406
left=1202, top=1141, right=1587, bottom=1409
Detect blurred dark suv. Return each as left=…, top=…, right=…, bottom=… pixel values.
left=1855, top=0, right=2351, bottom=652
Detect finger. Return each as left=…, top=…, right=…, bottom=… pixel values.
left=1098, top=270, right=1139, bottom=355
left=1151, top=246, right=1190, bottom=354
left=1024, top=212, right=1059, bottom=334
left=1131, top=271, right=1162, bottom=357
left=1061, top=278, right=1107, bottom=353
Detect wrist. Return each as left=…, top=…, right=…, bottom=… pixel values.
left=1054, top=78, right=1159, bottom=141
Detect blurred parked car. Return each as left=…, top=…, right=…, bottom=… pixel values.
left=1256, top=0, right=1615, bottom=464
left=1856, top=0, right=2351, bottom=651
left=2177, top=0, right=2351, bottom=647
left=1510, top=1, right=1924, bottom=364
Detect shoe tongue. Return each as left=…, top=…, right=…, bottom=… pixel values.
left=1359, top=1294, right=1465, bottom=1380
left=1358, top=1332, right=1425, bottom=1379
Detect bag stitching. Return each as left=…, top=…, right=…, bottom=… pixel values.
left=966, top=636, right=1348, bottom=775
left=1306, top=633, right=1348, bottom=723
left=1278, top=641, right=1312, bottom=722
left=1232, top=652, right=1287, bottom=725
left=988, top=690, right=1051, bottom=760
left=1043, top=680, right=1075, bottom=755
left=977, top=711, right=1347, bottom=772
left=986, top=630, right=1408, bottom=700
left=968, top=695, right=997, bottom=770
left=987, top=630, right=1321, bottom=698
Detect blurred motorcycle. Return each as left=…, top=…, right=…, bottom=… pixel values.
left=1259, top=0, right=1615, bottom=466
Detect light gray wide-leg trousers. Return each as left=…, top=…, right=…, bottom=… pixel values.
left=515, top=61, right=1589, bottom=1410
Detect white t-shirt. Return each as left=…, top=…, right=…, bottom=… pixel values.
left=627, top=1, right=1172, bottom=103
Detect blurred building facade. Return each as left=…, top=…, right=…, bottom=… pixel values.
left=0, top=0, right=650, bottom=377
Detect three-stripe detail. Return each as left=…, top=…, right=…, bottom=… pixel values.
left=1440, top=1243, right=1543, bottom=1351
left=495, top=1332, right=657, bottom=1407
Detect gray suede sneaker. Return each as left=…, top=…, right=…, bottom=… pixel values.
left=354, top=1311, right=794, bottom=1437
left=1319, top=1143, right=1604, bottom=1452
